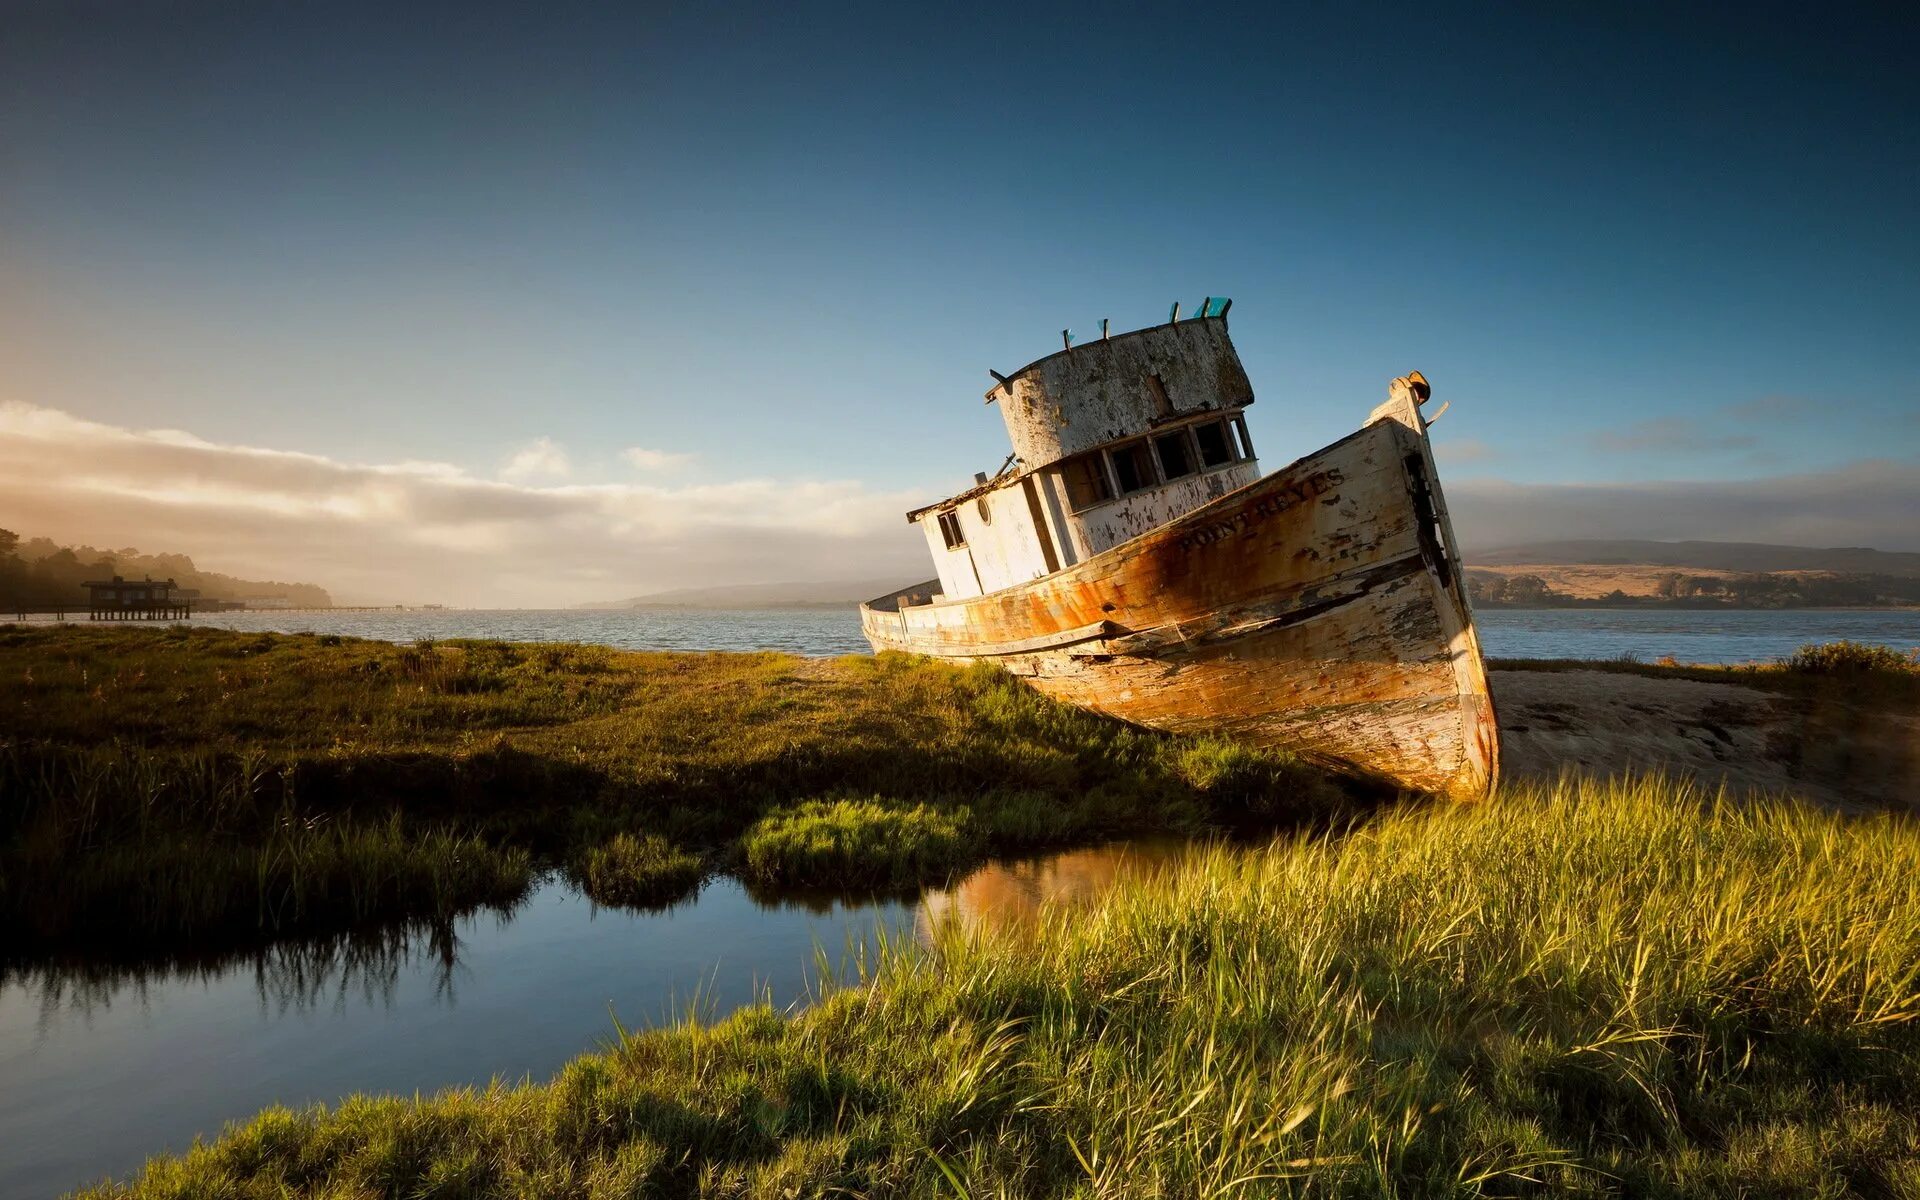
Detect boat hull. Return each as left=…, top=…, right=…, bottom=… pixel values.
left=860, top=396, right=1498, bottom=799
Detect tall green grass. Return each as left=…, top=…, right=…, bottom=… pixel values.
left=567, top=832, right=704, bottom=910
left=740, top=797, right=979, bottom=891
left=79, top=775, right=1920, bottom=1198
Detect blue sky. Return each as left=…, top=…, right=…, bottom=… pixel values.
left=1, top=1, right=1915, bottom=602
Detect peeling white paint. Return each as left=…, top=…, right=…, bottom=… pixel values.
left=912, top=318, right=1260, bottom=602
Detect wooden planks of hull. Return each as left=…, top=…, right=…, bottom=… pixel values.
left=862, top=395, right=1498, bottom=800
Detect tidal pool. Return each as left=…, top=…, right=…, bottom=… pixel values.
left=1, top=841, right=1187, bottom=1199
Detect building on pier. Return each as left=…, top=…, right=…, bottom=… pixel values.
left=81, top=575, right=193, bottom=620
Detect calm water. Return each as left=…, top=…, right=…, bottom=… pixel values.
left=0, top=845, right=1184, bottom=1200
left=156, top=606, right=879, bottom=656
left=20, top=604, right=1920, bottom=664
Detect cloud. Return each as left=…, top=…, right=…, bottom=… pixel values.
left=1432, top=438, right=1497, bottom=464
left=5, top=401, right=1910, bottom=610
left=500, top=436, right=570, bottom=481
left=1589, top=416, right=1757, bottom=454
left=1447, top=458, right=1920, bottom=553
left=0, top=403, right=925, bottom=606
left=620, top=445, right=696, bottom=471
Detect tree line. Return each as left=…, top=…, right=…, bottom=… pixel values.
left=0, top=529, right=332, bottom=611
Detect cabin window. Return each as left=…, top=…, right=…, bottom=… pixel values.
left=1233, top=416, right=1255, bottom=460
left=976, top=496, right=992, bottom=523
left=938, top=511, right=966, bottom=549
left=1109, top=439, right=1158, bottom=494
left=1145, top=373, right=1173, bottom=418
left=1061, top=452, right=1113, bottom=511
left=1153, top=430, right=1196, bottom=481
left=1193, top=419, right=1234, bottom=467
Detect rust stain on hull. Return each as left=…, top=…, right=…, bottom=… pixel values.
left=863, top=399, right=1500, bottom=801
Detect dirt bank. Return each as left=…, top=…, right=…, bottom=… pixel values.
left=1489, top=668, right=1918, bottom=810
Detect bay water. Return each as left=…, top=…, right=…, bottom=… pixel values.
left=23, top=604, right=1919, bottom=663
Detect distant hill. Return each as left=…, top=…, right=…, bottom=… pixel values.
left=0, top=528, right=333, bottom=609
left=1465, top=540, right=1920, bottom=608
left=586, top=579, right=906, bottom=610
left=1470, top=540, right=1920, bottom=578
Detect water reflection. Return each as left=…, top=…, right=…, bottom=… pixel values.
left=5, top=903, right=528, bottom=1033
left=0, top=875, right=919, bottom=1199
left=1, top=843, right=1183, bottom=1200
left=11, top=842, right=1191, bottom=1035
left=919, top=838, right=1193, bottom=939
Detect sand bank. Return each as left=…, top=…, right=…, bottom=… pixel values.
left=1490, top=668, right=1917, bottom=810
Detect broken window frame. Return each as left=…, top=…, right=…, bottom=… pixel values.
left=1060, top=450, right=1115, bottom=512
left=1232, top=415, right=1255, bottom=461
left=937, top=510, right=966, bottom=549
left=1050, top=411, right=1252, bottom=516
left=1108, top=438, right=1159, bottom=495
left=1192, top=418, right=1235, bottom=468
left=1153, top=428, right=1197, bottom=482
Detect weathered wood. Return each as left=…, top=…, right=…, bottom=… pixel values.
left=863, top=376, right=1499, bottom=800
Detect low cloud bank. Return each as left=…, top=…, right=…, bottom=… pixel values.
left=0, top=403, right=926, bottom=606
left=1448, top=460, right=1920, bottom=553
left=3, top=402, right=1913, bottom=605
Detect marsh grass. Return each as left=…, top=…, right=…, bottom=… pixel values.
left=78, top=775, right=1920, bottom=1198
left=6, top=809, right=532, bottom=954
left=1493, top=639, right=1920, bottom=707
left=18, top=906, right=500, bottom=1018
left=740, top=797, right=979, bottom=890
left=1786, top=638, right=1920, bottom=676
left=568, top=833, right=705, bottom=910
left=0, top=626, right=1350, bottom=965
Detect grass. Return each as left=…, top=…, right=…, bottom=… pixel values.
left=1786, top=639, right=1920, bottom=676
left=75, top=775, right=1920, bottom=1198
left=7, top=810, right=532, bottom=952
left=1492, top=638, right=1920, bottom=706
left=568, top=833, right=705, bottom=909
left=0, top=624, right=1350, bottom=964
left=740, top=797, right=979, bottom=891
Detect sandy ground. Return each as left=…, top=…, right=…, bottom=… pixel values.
left=1489, top=669, right=1918, bottom=810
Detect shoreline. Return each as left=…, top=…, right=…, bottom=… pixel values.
left=1477, top=602, right=1920, bottom=612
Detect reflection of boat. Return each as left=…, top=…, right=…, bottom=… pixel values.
left=861, top=305, right=1497, bottom=799
left=917, top=840, right=1190, bottom=941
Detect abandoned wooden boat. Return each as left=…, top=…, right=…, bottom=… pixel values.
left=860, top=303, right=1498, bottom=799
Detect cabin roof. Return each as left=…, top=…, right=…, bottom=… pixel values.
left=983, top=313, right=1230, bottom=404
left=903, top=465, right=1031, bottom=523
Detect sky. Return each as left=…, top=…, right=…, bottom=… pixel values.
left=2, top=0, right=1916, bottom=604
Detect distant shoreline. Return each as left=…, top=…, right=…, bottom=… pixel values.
left=1474, top=602, right=1920, bottom=612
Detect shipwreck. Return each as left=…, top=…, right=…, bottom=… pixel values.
left=860, top=302, right=1498, bottom=800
